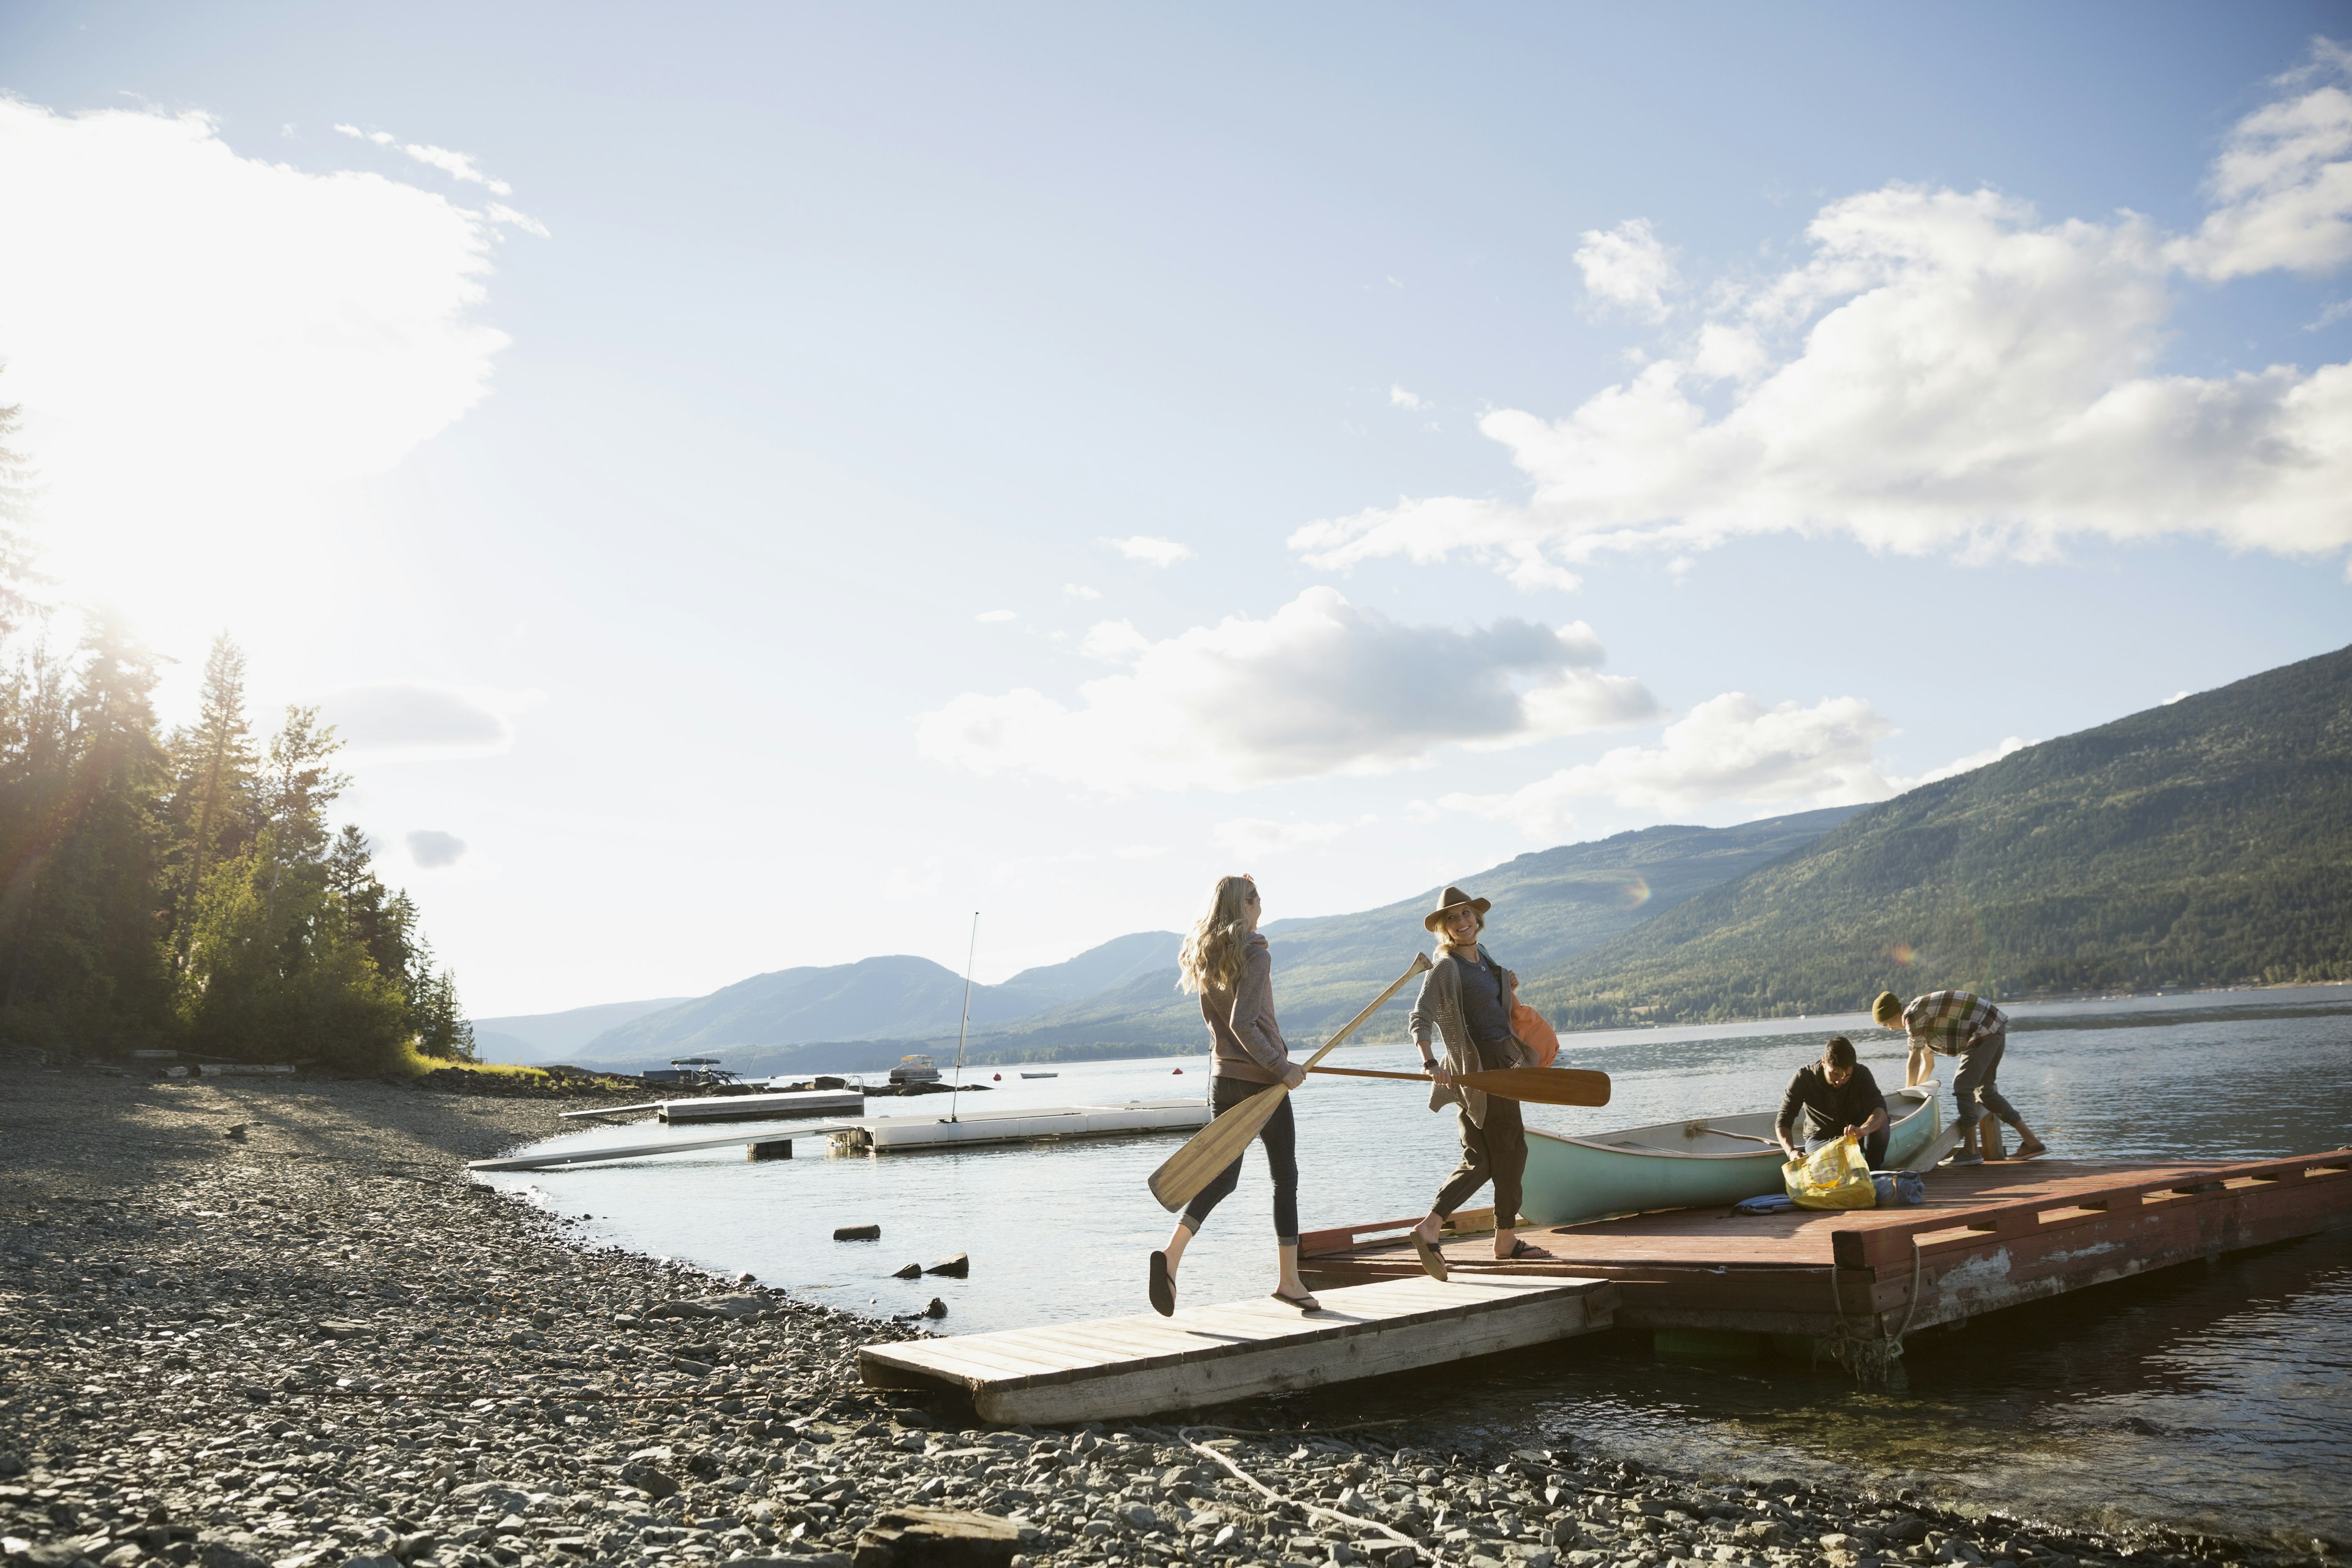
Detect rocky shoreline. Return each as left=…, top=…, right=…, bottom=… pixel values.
left=0, top=1067, right=2294, bottom=1568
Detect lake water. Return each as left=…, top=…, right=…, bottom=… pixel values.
left=480, top=986, right=2352, bottom=1553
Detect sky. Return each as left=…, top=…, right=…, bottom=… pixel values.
left=1, top=4, right=2348, bottom=1015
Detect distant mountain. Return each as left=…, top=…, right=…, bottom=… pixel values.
left=469, top=998, right=693, bottom=1065
left=999, top=930, right=1182, bottom=1003
left=562, top=812, right=1860, bottom=1075
left=573, top=931, right=1185, bottom=1066
left=1528, top=643, right=2352, bottom=1028
left=967, top=807, right=1866, bottom=1059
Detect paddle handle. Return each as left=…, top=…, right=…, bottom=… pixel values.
left=1308, top=1065, right=1429, bottom=1084
left=1299, top=951, right=1432, bottom=1072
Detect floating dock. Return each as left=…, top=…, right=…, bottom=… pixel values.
left=860, top=1273, right=1615, bottom=1423
left=1299, top=1148, right=2352, bottom=1348
left=829, top=1098, right=1209, bottom=1153
left=472, top=1099, right=1210, bottom=1172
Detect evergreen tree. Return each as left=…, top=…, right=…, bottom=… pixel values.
left=163, top=633, right=259, bottom=968
left=0, top=614, right=172, bottom=1047
left=178, top=708, right=412, bottom=1069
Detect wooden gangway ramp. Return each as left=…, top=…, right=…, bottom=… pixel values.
left=859, top=1274, right=1616, bottom=1425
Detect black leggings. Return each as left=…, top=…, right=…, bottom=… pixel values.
left=1180, top=1075, right=1300, bottom=1245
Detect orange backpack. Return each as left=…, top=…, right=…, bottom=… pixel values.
left=1482, top=943, right=1561, bottom=1068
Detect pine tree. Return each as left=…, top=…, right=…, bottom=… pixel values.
left=164, top=634, right=259, bottom=968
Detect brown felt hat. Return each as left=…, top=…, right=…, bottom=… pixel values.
left=1423, top=884, right=1491, bottom=932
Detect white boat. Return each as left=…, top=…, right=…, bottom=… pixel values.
left=888, top=1054, right=943, bottom=1085
left=1518, top=1081, right=1943, bottom=1226
left=1020, top=1071, right=1058, bottom=1079
left=831, top=1098, right=1209, bottom=1153
left=657, top=1087, right=865, bottom=1125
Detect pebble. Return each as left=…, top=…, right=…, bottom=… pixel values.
left=0, top=1066, right=2274, bottom=1568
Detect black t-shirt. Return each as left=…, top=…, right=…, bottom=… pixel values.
left=1776, top=1061, right=1887, bottom=1144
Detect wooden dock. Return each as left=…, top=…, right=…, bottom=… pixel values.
left=1300, top=1149, right=2352, bottom=1347
left=860, top=1273, right=1616, bottom=1424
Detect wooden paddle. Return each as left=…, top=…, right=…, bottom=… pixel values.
left=1147, top=952, right=1433, bottom=1212
left=1306, top=1064, right=1610, bottom=1107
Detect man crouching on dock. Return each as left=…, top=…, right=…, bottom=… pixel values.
left=1874, top=988, right=2046, bottom=1166
left=1777, top=1035, right=1890, bottom=1170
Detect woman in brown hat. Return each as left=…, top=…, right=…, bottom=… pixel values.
left=1403, top=884, right=1555, bottom=1280
left=1149, top=873, right=1316, bottom=1316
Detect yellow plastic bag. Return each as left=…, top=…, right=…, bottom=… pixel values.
left=1784, top=1133, right=1877, bottom=1210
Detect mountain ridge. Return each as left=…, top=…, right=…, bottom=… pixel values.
left=1526, top=642, right=2352, bottom=1027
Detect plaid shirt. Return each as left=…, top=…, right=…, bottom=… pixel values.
left=1901, top=990, right=2007, bottom=1053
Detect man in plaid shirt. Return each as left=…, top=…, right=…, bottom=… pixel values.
left=1873, top=987, right=2046, bottom=1166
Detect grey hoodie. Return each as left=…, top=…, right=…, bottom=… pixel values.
left=1200, top=933, right=1291, bottom=1085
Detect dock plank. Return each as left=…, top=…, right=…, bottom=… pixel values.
left=861, top=1274, right=1615, bottom=1424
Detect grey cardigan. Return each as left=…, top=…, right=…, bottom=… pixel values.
left=1202, top=934, right=1291, bottom=1085
left=1408, top=945, right=1529, bottom=1128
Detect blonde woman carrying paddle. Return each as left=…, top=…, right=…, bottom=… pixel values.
left=1150, top=873, right=1316, bottom=1317
left=1405, top=885, right=1555, bottom=1280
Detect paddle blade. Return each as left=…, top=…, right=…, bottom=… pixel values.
left=1457, top=1066, right=1611, bottom=1107
left=1147, top=1084, right=1289, bottom=1212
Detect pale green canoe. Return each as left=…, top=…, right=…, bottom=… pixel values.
left=1518, top=1080, right=1942, bottom=1227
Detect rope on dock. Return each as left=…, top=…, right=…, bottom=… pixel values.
left=1825, top=1236, right=1926, bottom=1386
left=1179, top=1422, right=1463, bottom=1568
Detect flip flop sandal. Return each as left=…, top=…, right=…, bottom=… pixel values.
left=1148, top=1251, right=1175, bottom=1317
left=1499, top=1240, right=1557, bottom=1261
left=1411, top=1231, right=1449, bottom=1282
left=1270, top=1288, right=1321, bottom=1314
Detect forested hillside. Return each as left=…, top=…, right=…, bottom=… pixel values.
left=1526, top=643, right=2352, bottom=1028
left=0, top=395, right=473, bottom=1069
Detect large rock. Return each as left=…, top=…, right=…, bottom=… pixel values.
left=851, top=1506, right=1022, bottom=1567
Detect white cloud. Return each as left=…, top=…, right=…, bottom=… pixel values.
left=337, top=120, right=521, bottom=198
left=1390, top=385, right=1428, bottom=410
left=1888, top=735, right=2030, bottom=790
left=1101, top=534, right=1194, bottom=567
left=406, top=829, right=468, bottom=869
left=322, top=682, right=519, bottom=758
left=1294, top=46, right=2352, bottom=581
left=0, top=100, right=513, bottom=628
left=1212, top=815, right=1376, bottom=859
left=1574, top=217, right=1679, bottom=321
left=2165, top=690, right=2193, bottom=704
left=2170, top=40, right=2352, bottom=279
left=976, top=609, right=1017, bottom=623
left=399, top=143, right=513, bottom=197
left=1062, top=582, right=1101, bottom=600
left=915, top=586, right=1659, bottom=793
left=1449, top=695, right=2035, bottom=839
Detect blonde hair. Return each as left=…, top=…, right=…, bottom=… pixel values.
left=1178, top=875, right=1256, bottom=995
left=1434, top=906, right=1484, bottom=956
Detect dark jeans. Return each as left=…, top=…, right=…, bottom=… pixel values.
left=1433, top=1097, right=1526, bottom=1228
left=1951, top=1030, right=2022, bottom=1128
left=1180, top=1074, right=1300, bottom=1245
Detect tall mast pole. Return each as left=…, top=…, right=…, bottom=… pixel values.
left=948, top=912, right=978, bottom=1123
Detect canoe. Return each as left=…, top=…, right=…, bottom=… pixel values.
left=1518, top=1080, right=1942, bottom=1226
